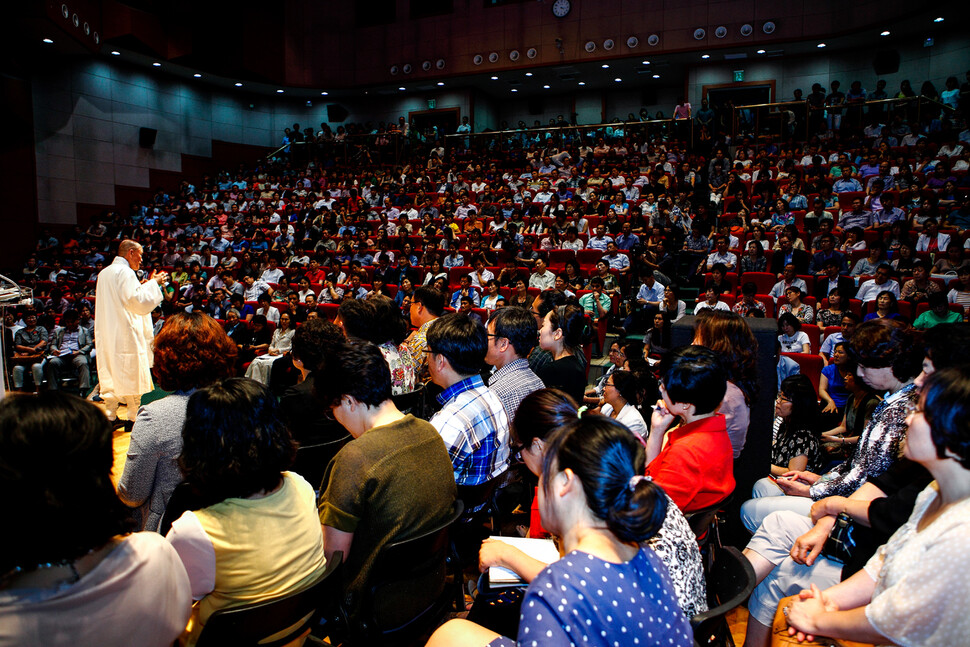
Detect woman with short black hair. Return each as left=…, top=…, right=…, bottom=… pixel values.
left=167, top=378, right=326, bottom=644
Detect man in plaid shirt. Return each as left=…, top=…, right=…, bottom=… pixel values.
left=428, top=313, right=510, bottom=487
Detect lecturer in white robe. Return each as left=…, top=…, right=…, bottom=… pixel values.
left=95, top=240, right=167, bottom=421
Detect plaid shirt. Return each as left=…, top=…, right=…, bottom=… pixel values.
left=431, top=374, right=510, bottom=487
left=488, top=358, right=545, bottom=422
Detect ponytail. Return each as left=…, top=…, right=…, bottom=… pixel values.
left=542, top=414, right=667, bottom=543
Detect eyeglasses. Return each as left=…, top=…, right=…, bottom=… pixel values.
left=776, top=395, right=792, bottom=403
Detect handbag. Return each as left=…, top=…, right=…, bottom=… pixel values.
left=819, top=513, right=857, bottom=564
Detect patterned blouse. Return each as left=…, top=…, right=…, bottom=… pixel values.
left=771, top=418, right=822, bottom=473
left=809, top=382, right=917, bottom=500
left=778, top=302, right=815, bottom=324
left=816, top=308, right=844, bottom=327
left=379, top=341, right=417, bottom=395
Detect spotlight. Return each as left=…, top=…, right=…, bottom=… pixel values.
left=152, top=62, right=161, bottom=67
left=193, top=73, right=202, bottom=78
left=42, top=38, right=54, bottom=44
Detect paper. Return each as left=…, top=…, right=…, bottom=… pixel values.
left=487, top=536, right=560, bottom=587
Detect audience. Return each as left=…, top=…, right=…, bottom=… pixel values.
left=484, top=306, right=544, bottom=422
left=534, top=303, right=588, bottom=402
left=428, top=413, right=692, bottom=647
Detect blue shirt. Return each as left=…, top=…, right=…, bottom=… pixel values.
left=636, top=280, right=665, bottom=304
left=615, top=232, right=640, bottom=250
left=430, top=374, right=509, bottom=487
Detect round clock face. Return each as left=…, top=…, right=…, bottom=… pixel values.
left=552, top=0, right=571, bottom=18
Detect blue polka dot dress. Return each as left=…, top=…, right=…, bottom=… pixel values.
left=489, top=547, right=693, bottom=647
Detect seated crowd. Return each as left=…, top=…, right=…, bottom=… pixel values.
left=4, top=71, right=970, bottom=646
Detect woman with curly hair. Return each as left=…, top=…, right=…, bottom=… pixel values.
left=117, top=312, right=237, bottom=531
left=166, top=378, right=326, bottom=644
left=692, top=310, right=759, bottom=457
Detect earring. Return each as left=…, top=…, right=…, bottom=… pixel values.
left=682, top=403, right=689, bottom=411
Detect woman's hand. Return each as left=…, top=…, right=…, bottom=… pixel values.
left=821, top=401, right=837, bottom=414
left=790, top=522, right=832, bottom=566
left=810, top=496, right=846, bottom=523
left=649, top=400, right=677, bottom=436
left=787, top=584, right=839, bottom=642
left=781, top=470, right=820, bottom=485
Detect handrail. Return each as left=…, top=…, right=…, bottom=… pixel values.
left=442, top=117, right=678, bottom=141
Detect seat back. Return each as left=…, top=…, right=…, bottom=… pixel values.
left=391, top=383, right=426, bottom=418
left=362, top=501, right=464, bottom=639
left=196, top=552, right=343, bottom=647
left=291, top=435, right=353, bottom=492
left=158, top=481, right=202, bottom=537
left=690, top=546, right=756, bottom=647
left=685, top=493, right=732, bottom=540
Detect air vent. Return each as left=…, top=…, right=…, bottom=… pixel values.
left=763, top=21, right=776, bottom=34
left=526, top=47, right=538, bottom=59
left=473, top=54, right=483, bottom=65
left=584, top=41, right=596, bottom=52
left=603, top=39, right=615, bottom=50
left=740, top=23, right=753, bottom=37
left=435, top=58, right=445, bottom=69
left=402, top=63, right=413, bottom=74
left=647, top=34, right=660, bottom=46
left=626, top=36, right=639, bottom=48
left=422, top=60, right=432, bottom=71
left=509, top=50, right=520, bottom=61
left=389, top=65, right=399, bottom=75
left=693, top=28, right=706, bottom=40
left=714, top=26, right=727, bottom=39
left=488, top=52, right=499, bottom=63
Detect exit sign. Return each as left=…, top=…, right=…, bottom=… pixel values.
left=427, top=99, right=436, bottom=109
left=733, top=70, right=745, bottom=82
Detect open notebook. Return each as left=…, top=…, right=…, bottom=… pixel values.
left=487, top=536, right=560, bottom=588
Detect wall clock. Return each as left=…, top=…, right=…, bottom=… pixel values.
left=552, top=0, right=571, bottom=18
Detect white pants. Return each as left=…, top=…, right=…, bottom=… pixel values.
left=245, top=354, right=282, bottom=385
left=102, top=393, right=142, bottom=420
left=740, top=477, right=814, bottom=534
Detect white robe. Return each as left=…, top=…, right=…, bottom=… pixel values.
left=95, top=256, right=163, bottom=398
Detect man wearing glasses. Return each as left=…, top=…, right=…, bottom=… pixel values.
left=485, top=307, right=544, bottom=422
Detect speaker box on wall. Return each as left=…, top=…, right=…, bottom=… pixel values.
left=671, top=315, right=778, bottom=547
left=326, top=104, right=349, bottom=122
left=138, top=127, right=157, bottom=148
left=873, top=50, right=900, bottom=76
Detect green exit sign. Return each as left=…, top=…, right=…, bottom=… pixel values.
left=733, top=70, right=745, bottom=82
left=427, top=99, right=436, bottom=109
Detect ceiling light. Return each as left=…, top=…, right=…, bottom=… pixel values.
left=110, top=50, right=120, bottom=56
left=933, top=17, right=944, bottom=23
left=652, top=74, right=660, bottom=79
left=398, top=87, right=405, bottom=91
left=578, top=81, right=586, bottom=86
left=320, top=91, right=328, bottom=96
left=641, top=60, right=650, bottom=65
left=525, top=72, right=533, bottom=77
left=276, top=89, right=284, bottom=93
left=152, top=62, right=161, bottom=67
left=543, top=84, right=550, bottom=89
left=490, top=76, right=498, bottom=80
left=817, top=43, right=826, bottom=48
left=437, top=82, right=444, bottom=86
left=701, top=54, right=710, bottom=59
left=42, top=38, right=54, bottom=44
left=234, top=82, right=243, bottom=87
left=601, top=64, right=609, bottom=68
left=756, top=49, right=766, bottom=54
left=880, top=30, right=891, bottom=36
left=511, top=88, right=518, bottom=92
left=614, top=78, right=622, bottom=82
left=193, top=73, right=202, bottom=78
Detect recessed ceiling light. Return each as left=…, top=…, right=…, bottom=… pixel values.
left=42, top=38, right=54, bottom=44
left=152, top=62, right=161, bottom=67
left=601, top=64, right=609, bottom=69
left=110, top=50, right=120, bottom=56
left=933, top=16, right=944, bottom=23
left=880, top=30, right=891, bottom=36
left=578, top=81, right=586, bottom=86
left=276, top=89, right=284, bottom=93
left=437, top=82, right=444, bottom=86
left=701, top=54, right=710, bottom=59
left=320, top=91, right=328, bottom=96
left=525, top=72, right=533, bottom=77
left=398, top=87, right=405, bottom=91
left=641, top=60, right=650, bottom=65
left=756, top=49, right=766, bottom=54
left=193, top=73, right=202, bottom=78
left=235, top=82, right=242, bottom=87
left=817, top=43, right=826, bottom=48
left=652, top=74, right=660, bottom=79
left=543, top=84, right=550, bottom=89
left=511, top=88, right=518, bottom=92
left=490, top=76, right=498, bottom=80
left=614, top=78, right=622, bottom=82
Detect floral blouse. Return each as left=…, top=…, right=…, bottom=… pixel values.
left=380, top=341, right=417, bottom=395
left=771, top=418, right=822, bottom=473
left=816, top=308, right=844, bottom=327
left=778, top=302, right=815, bottom=324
